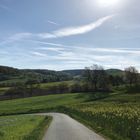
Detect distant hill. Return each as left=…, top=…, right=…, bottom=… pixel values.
left=106, top=69, right=124, bottom=76
left=0, top=66, right=72, bottom=87
left=63, top=69, right=124, bottom=76
left=0, top=66, right=19, bottom=75
left=62, top=69, right=84, bottom=76
left=0, top=66, right=20, bottom=81
left=0, top=65, right=124, bottom=87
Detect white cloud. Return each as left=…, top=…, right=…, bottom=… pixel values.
left=31, top=52, right=47, bottom=57
left=9, top=33, right=33, bottom=41
left=0, top=15, right=114, bottom=45
left=29, top=40, right=64, bottom=47
left=76, top=47, right=140, bottom=55
left=47, top=20, right=59, bottom=26
left=0, top=33, right=32, bottom=46
left=38, top=33, right=56, bottom=39
left=40, top=15, right=114, bottom=38
left=1, top=39, right=140, bottom=71
left=38, top=47, right=65, bottom=52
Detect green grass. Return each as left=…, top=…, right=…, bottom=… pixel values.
left=0, top=115, right=51, bottom=140
left=23, top=116, right=52, bottom=140
left=0, top=93, right=97, bottom=115
left=0, top=91, right=139, bottom=140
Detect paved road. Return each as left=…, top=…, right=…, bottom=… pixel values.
left=39, top=113, right=105, bottom=140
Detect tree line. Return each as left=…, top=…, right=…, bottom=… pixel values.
left=0, top=64, right=139, bottom=100
left=83, top=64, right=140, bottom=91
left=0, top=66, right=72, bottom=87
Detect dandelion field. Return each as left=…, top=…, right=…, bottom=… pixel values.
left=61, top=94, right=140, bottom=140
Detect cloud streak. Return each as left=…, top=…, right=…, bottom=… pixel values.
left=0, top=15, right=114, bottom=45
left=31, top=52, right=47, bottom=57
left=40, top=15, right=114, bottom=38
left=47, top=20, right=59, bottom=26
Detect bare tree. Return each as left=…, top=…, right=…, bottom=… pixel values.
left=124, top=66, right=139, bottom=86
left=84, top=64, right=106, bottom=91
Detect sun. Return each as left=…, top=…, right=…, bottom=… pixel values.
left=98, top=0, right=121, bottom=7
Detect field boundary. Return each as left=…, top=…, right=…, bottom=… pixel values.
left=23, top=116, right=52, bottom=140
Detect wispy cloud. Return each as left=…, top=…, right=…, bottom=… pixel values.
left=38, top=47, right=65, bottom=52
left=76, top=47, right=140, bottom=55
left=0, top=33, right=32, bottom=46
left=47, top=20, right=59, bottom=26
left=28, top=40, right=64, bottom=47
left=1, top=38, right=140, bottom=70
left=40, top=15, right=114, bottom=38
left=31, top=52, right=47, bottom=57
left=28, top=45, right=140, bottom=71
left=0, top=15, right=114, bottom=45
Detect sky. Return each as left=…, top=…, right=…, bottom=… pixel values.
left=0, top=0, right=140, bottom=71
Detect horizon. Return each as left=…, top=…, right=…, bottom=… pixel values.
left=0, top=0, right=140, bottom=71
left=0, top=64, right=136, bottom=72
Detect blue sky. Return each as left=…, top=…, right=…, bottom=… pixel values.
left=0, top=0, right=140, bottom=70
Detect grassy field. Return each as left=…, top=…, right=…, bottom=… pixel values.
left=0, top=92, right=139, bottom=140
left=0, top=115, right=51, bottom=140
left=0, top=92, right=110, bottom=115
left=0, top=93, right=101, bottom=115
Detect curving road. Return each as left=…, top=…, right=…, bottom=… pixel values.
left=39, top=113, right=105, bottom=140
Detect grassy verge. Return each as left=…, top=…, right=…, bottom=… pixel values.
left=0, top=115, right=50, bottom=140
left=23, top=116, right=52, bottom=140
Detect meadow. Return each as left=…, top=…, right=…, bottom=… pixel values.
left=0, top=115, right=51, bottom=140
left=0, top=93, right=93, bottom=115
left=0, top=91, right=139, bottom=140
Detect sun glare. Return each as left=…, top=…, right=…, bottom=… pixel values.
left=98, top=0, right=121, bottom=7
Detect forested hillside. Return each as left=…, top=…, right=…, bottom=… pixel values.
left=0, top=65, right=124, bottom=87
left=0, top=66, right=72, bottom=87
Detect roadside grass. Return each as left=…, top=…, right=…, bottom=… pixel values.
left=0, top=115, right=51, bottom=140
left=23, top=116, right=52, bottom=140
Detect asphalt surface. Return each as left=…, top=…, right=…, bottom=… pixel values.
left=39, top=113, right=106, bottom=140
